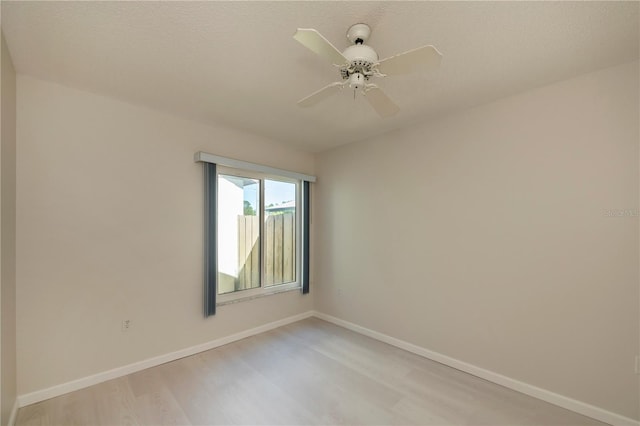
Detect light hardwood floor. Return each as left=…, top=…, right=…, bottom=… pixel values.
left=16, top=317, right=606, bottom=426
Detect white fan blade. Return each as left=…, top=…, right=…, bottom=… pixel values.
left=298, top=82, right=344, bottom=107
left=294, top=28, right=348, bottom=66
left=364, top=87, right=399, bottom=117
left=377, top=45, right=442, bottom=76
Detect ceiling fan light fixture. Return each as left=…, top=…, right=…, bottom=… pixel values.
left=348, top=73, right=365, bottom=90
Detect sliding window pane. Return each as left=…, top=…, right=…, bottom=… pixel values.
left=264, top=180, right=296, bottom=286
left=218, top=174, right=260, bottom=294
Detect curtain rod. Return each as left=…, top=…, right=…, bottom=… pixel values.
left=194, top=151, right=316, bottom=182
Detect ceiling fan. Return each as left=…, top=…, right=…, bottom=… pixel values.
left=293, top=23, right=442, bottom=117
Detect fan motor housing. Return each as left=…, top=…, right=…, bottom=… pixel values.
left=341, top=44, right=378, bottom=81
left=342, top=44, right=378, bottom=63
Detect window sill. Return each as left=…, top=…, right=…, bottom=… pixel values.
left=216, top=283, right=302, bottom=306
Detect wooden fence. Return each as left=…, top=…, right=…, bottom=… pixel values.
left=237, top=213, right=295, bottom=290
left=236, top=215, right=260, bottom=290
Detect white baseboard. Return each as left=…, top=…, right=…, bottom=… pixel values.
left=312, top=311, right=639, bottom=426
left=17, top=310, right=314, bottom=408
left=7, top=399, right=18, bottom=426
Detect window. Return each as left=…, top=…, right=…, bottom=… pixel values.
left=217, top=169, right=299, bottom=299
left=197, top=152, right=314, bottom=316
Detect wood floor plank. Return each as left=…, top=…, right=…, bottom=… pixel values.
left=132, top=385, right=191, bottom=426
left=15, top=318, right=608, bottom=426
left=91, top=377, right=140, bottom=426
left=14, top=401, right=50, bottom=426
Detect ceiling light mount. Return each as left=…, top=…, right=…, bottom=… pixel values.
left=346, top=23, right=371, bottom=45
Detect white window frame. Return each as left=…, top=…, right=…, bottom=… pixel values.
left=195, top=151, right=315, bottom=311
left=216, top=165, right=302, bottom=305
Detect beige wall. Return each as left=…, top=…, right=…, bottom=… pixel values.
left=1, top=32, right=17, bottom=426
left=315, top=61, right=639, bottom=420
left=16, top=75, right=315, bottom=395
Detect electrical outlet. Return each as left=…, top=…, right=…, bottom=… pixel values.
left=122, top=319, right=132, bottom=332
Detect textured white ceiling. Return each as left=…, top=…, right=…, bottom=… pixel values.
left=2, top=1, right=638, bottom=152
